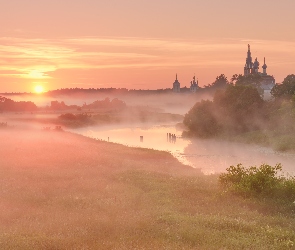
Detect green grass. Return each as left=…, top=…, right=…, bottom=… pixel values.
left=1, top=170, right=295, bottom=249
left=0, top=130, right=295, bottom=249
left=219, top=130, right=295, bottom=153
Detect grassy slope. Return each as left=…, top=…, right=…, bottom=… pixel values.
left=218, top=130, right=295, bottom=153
left=0, top=129, right=294, bottom=249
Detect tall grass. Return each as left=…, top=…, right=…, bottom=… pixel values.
left=0, top=130, right=295, bottom=249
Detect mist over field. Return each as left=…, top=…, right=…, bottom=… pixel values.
left=2, top=90, right=213, bottom=114
left=2, top=0, right=295, bottom=247
left=2, top=90, right=295, bottom=175
left=1, top=120, right=295, bottom=249
left=1, top=85, right=295, bottom=249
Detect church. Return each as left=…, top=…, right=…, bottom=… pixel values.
left=172, top=74, right=199, bottom=93
left=172, top=74, right=180, bottom=92
left=244, top=44, right=275, bottom=99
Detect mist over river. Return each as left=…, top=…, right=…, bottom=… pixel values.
left=71, top=123, right=295, bottom=175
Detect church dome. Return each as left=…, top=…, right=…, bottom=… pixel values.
left=253, top=58, right=259, bottom=69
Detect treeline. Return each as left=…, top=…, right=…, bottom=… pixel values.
left=183, top=74, right=295, bottom=151
left=0, top=96, right=126, bottom=112
left=48, top=98, right=126, bottom=111
left=0, top=96, right=37, bottom=112
left=45, top=88, right=173, bottom=96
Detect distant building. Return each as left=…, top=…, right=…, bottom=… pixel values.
left=173, top=74, right=180, bottom=92
left=243, top=44, right=275, bottom=99
left=190, top=75, right=199, bottom=92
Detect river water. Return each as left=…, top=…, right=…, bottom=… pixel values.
left=71, top=123, right=295, bottom=175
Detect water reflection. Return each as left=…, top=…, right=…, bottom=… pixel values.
left=184, top=139, right=295, bottom=175
left=72, top=124, right=295, bottom=175
left=72, top=124, right=193, bottom=168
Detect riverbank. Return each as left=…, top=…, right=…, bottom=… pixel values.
left=0, top=129, right=294, bottom=249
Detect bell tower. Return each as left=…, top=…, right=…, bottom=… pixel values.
left=244, top=44, right=253, bottom=75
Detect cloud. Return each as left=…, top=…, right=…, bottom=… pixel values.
left=0, top=36, right=295, bottom=85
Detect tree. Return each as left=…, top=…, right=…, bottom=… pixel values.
left=183, top=100, right=220, bottom=138
left=183, top=85, right=265, bottom=137
left=0, top=96, right=37, bottom=112
left=230, top=74, right=243, bottom=85
left=235, top=74, right=262, bottom=87
left=214, top=85, right=264, bottom=133
left=214, top=85, right=263, bottom=116
left=211, top=74, right=229, bottom=88
left=271, top=74, right=295, bottom=99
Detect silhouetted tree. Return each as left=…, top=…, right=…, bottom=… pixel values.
left=183, top=100, right=220, bottom=137
left=0, top=96, right=37, bottom=112
left=271, top=74, right=295, bottom=99
left=211, top=74, right=229, bottom=89
left=183, top=85, right=264, bottom=137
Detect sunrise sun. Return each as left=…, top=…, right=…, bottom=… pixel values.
left=34, top=85, right=44, bottom=93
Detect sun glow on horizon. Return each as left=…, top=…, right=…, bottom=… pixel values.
left=34, top=85, right=44, bottom=93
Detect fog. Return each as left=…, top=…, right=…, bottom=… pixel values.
left=2, top=91, right=212, bottom=115
left=2, top=89, right=295, bottom=249
left=71, top=123, right=295, bottom=175
left=1, top=91, right=295, bottom=176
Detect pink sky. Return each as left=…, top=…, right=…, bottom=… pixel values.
left=1, top=0, right=295, bottom=92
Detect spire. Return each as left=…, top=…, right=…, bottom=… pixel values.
left=262, top=57, right=267, bottom=68
left=262, top=57, right=267, bottom=74
left=176, top=73, right=178, bottom=80
left=245, top=44, right=253, bottom=75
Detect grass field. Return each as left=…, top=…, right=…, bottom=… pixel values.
left=0, top=129, right=294, bottom=249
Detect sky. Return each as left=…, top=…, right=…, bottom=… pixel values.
left=1, top=0, right=295, bottom=93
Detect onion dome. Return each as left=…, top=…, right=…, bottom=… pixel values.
left=253, top=57, right=260, bottom=69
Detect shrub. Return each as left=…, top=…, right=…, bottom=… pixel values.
left=219, top=163, right=295, bottom=201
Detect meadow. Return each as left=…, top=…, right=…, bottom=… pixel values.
left=0, top=129, right=295, bottom=249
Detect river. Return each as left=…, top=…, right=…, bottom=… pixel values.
left=70, top=123, right=295, bottom=175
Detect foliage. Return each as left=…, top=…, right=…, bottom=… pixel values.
left=212, top=74, right=229, bottom=88
left=183, top=85, right=264, bottom=137
left=202, top=74, right=229, bottom=90
left=58, top=113, right=95, bottom=127
left=83, top=97, right=126, bottom=110
left=271, top=74, right=295, bottom=99
left=183, top=75, right=295, bottom=151
left=49, top=98, right=126, bottom=111
left=0, top=96, right=37, bottom=112
left=231, top=73, right=264, bottom=95
left=214, top=85, right=263, bottom=116
left=232, top=73, right=262, bottom=87
left=219, top=163, right=295, bottom=200
left=59, top=113, right=92, bottom=121
left=183, top=100, right=220, bottom=137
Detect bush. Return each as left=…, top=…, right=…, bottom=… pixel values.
left=219, top=163, right=295, bottom=201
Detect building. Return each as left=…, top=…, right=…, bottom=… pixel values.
left=190, top=75, right=199, bottom=92
left=172, top=74, right=180, bottom=92
left=243, top=44, right=275, bottom=99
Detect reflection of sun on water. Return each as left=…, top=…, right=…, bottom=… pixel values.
left=34, top=85, right=44, bottom=93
